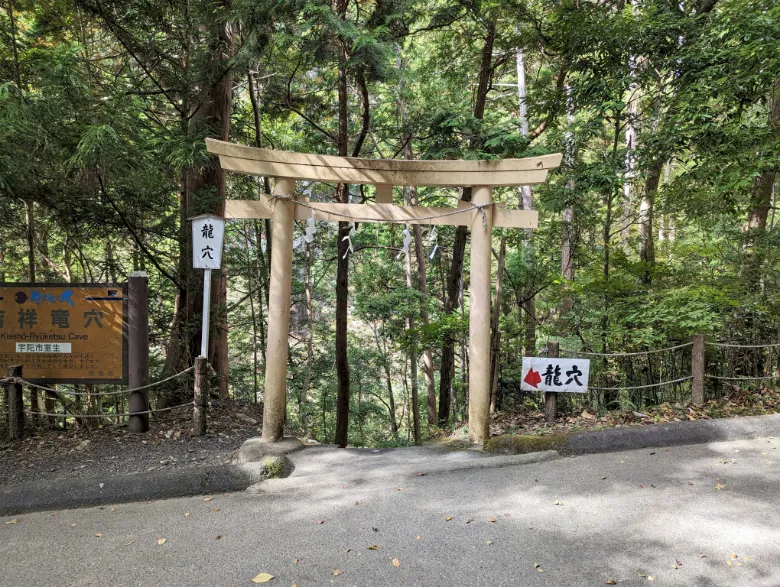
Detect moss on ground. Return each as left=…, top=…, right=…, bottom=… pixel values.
left=260, top=455, right=291, bottom=478
left=483, top=434, right=568, bottom=455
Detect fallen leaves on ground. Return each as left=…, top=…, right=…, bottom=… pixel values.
left=331, top=569, right=343, bottom=576
left=315, top=520, right=324, bottom=525
left=416, top=535, right=421, bottom=540
left=416, top=472, right=426, bottom=476
left=203, top=497, right=213, bottom=502
left=5, top=519, right=19, bottom=525
left=553, top=500, right=562, bottom=506
left=157, top=538, right=166, bottom=545
left=124, top=540, right=134, bottom=546
left=715, top=483, right=726, bottom=490
left=605, top=580, right=617, bottom=585
left=392, top=558, right=401, bottom=568
left=487, top=386, right=780, bottom=439
left=95, top=533, right=102, bottom=538
left=251, top=572, right=275, bottom=583
left=445, top=516, right=453, bottom=521
left=534, top=562, right=544, bottom=573
left=487, top=517, right=497, bottom=523
left=486, top=540, right=493, bottom=545
left=366, top=545, right=379, bottom=550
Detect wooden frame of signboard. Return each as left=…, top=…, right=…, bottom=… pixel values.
left=206, top=138, right=561, bottom=444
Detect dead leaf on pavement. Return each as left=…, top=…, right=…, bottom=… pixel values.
left=5, top=519, right=19, bottom=525
left=416, top=535, right=421, bottom=540
left=605, top=580, right=617, bottom=585
left=465, top=519, right=473, bottom=524
left=416, top=473, right=426, bottom=477
left=331, top=569, right=343, bottom=576
left=688, top=481, right=694, bottom=486
left=251, top=572, right=275, bottom=583
left=366, top=545, right=379, bottom=550
left=184, top=513, right=190, bottom=517
left=715, top=483, right=726, bottom=490
left=396, top=487, right=403, bottom=492
left=293, top=558, right=301, bottom=564
left=124, top=540, right=134, bottom=546
left=392, top=558, right=400, bottom=568
left=486, top=540, right=493, bottom=545
left=487, top=517, right=497, bottom=523
left=553, top=500, right=562, bottom=506
left=445, top=516, right=453, bottom=521
left=203, top=497, right=213, bottom=502
left=600, top=476, right=607, bottom=480
left=157, top=538, right=166, bottom=545
left=315, top=520, right=324, bottom=525
left=211, top=507, right=220, bottom=512
left=215, top=535, right=221, bottom=540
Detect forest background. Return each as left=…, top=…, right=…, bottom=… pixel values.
left=1, top=0, right=778, bottom=448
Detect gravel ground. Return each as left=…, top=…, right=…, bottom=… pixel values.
left=0, top=399, right=264, bottom=486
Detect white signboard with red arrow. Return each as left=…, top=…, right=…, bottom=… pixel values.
left=521, top=357, right=590, bottom=393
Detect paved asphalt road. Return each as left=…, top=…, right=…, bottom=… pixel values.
left=2, top=437, right=779, bottom=587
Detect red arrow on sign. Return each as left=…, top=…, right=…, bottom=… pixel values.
left=524, top=368, right=542, bottom=388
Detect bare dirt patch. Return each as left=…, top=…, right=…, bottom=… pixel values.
left=0, top=399, right=265, bottom=486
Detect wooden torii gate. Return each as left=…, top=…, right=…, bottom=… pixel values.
left=206, top=138, right=561, bottom=444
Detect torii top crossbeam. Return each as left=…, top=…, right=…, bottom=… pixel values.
left=205, top=138, right=562, bottom=445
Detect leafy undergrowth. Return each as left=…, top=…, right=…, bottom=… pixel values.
left=488, top=386, right=780, bottom=439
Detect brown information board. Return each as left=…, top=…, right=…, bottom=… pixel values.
left=0, top=283, right=128, bottom=384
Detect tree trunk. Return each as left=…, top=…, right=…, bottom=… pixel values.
left=489, top=237, right=506, bottom=413
left=561, top=83, right=576, bottom=313
left=438, top=21, right=495, bottom=424
left=405, top=213, right=422, bottom=443
left=162, top=2, right=233, bottom=401
left=639, top=158, right=662, bottom=285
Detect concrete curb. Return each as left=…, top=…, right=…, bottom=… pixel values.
left=0, top=462, right=273, bottom=516
left=565, top=412, right=780, bottom=455
left=250, top=450, right=561, bottom=494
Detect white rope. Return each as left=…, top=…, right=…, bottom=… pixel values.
left=561, top=342, right=693, bottom=357
left=270, top=193, right=492, bottom=225
left=23, top=401, right=194, bottom=418
left=588, top=375, right=694, bottom=391
left=705, top=374, right=780, bottom=381
left=706, top=341, right=780, bottom=349
left=1, top=366, right=195, bottom=397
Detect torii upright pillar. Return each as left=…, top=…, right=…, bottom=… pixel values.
left=206, top=138, right=561, bottom=445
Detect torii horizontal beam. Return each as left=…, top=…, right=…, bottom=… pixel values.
left=224, top=195, right=538, bottom=229
left=206, top=138, right=561, bottom=187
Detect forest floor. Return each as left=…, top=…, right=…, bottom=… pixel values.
left=487, top=385, right=780, bottom=438
left=0, top=399, right=264, bottom=486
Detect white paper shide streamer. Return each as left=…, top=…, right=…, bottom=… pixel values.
left=397, top=223, right=412, bottom=259
left=342, top=221, right=356, bottom=259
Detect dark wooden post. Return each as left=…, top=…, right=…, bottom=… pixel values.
left=193, top=356, right=208, bottom=436
left=5, top=365, right=24, bottom=440
left=691, top=334, right=705, bottom=406
left=545, top=342, right=559, bottom=424
left=128, top=272, right=150, bottom=432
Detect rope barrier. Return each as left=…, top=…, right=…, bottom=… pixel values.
left=560, top=342, right=693, bottom=358
left=270, top=193, right=491, bottom=228
left=0, top=366, right=194, bottom=397
left=706, top=341, right=780, bottom=349
left=587, top=375, right=694, bottom=391
left=704, top=374, right=780, bottom=381
left=23, top=401, right=195, bottom=419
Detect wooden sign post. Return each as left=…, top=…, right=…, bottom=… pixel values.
left=206, top=139, right=561, bottom=444
left=191, top=214, right=225, bottom=359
